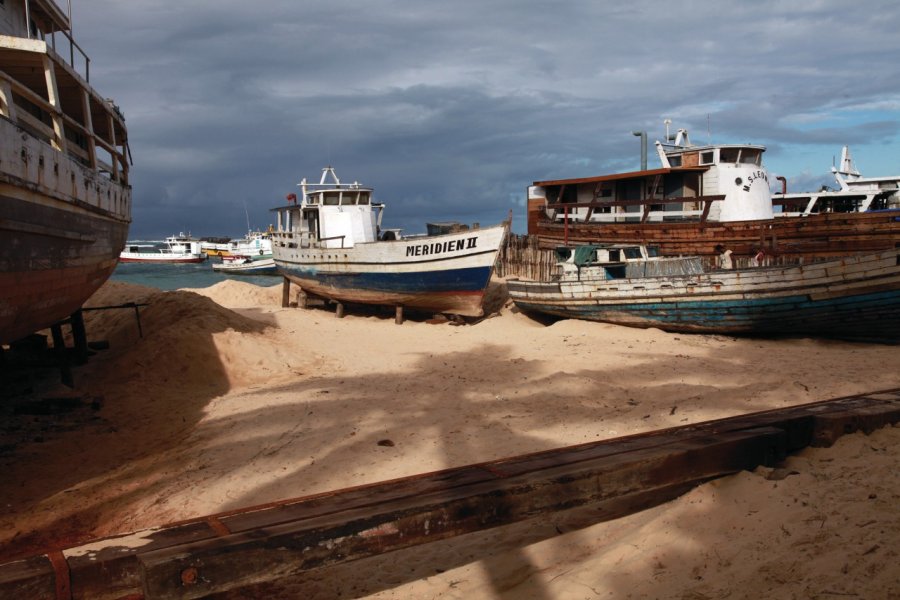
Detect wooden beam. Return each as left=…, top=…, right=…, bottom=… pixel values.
left=0, top=390, right=897, bottom=599
left=40, top=55, right=66, bottom=152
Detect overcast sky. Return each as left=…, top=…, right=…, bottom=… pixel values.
left=71, top=0, right=900, bottom=238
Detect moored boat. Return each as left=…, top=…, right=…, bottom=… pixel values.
left=211, top=255, right=278, bottom=275
left=527, top=125, right=900, bottom=260
left=119, top=234, right=207, bottom=263
left=271, top=167, right=508, bottom=317
left=0, top=0, right=131, bottom=345
left=507, top=244, right=900, bottom=341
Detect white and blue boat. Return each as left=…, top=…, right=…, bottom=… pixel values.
left=270, top=167, right=507, bottom=317
left=507, top=244, right=900, bottom=341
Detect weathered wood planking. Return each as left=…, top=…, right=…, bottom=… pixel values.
left=0, top=390, right=898, bottom=599
left=531, top=209, right=900, bottom=259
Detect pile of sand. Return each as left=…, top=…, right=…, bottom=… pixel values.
left=1, top=278, right=898, bottom=598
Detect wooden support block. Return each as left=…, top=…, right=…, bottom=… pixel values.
left=0, top=555, right=55, bottom=600
left=395, top=305, right=403, bottom=325
left=810, top=402, right=900, bottom=447
left=281, top=277, right=290, bottom=308
left=335, top=303, right=344, bottom=318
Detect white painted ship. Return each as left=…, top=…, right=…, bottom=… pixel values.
left=271, top=167, right=507, bottom=317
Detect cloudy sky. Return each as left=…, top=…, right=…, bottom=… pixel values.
left=71, top=0, right=900, bottom=237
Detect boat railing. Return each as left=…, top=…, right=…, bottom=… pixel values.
left=47, top=27, right=91, bottom=83
left=0, top=67, right=128, bottom=185
left=546, top=195, right=724, bottom=224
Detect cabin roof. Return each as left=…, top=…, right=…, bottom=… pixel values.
left=533, top=166, right=707, bottom=187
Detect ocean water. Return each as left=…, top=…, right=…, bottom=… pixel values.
left=110, top=260, right=280, bottom=291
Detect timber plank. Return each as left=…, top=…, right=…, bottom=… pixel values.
left=137, top=427, right=786, bottom=598
left=0, top=390, right=897, bottom=599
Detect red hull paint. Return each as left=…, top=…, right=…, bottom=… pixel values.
left=0, top=194, right=129, bottom=345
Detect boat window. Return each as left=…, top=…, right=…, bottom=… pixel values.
left=341, top=193, right=355, bottom=205
left=647, top=246, right=660, bottom=257
left=624, top=247, right=643, bottom=259
left=740, top=149, right=761, bottom=165
left=606, top=266, right=627, bottom=279
left=719, top=148, right=739, bottom=164
left=358, top=192, right=370, bottom=205
left=555, top=247, right=572, bottom=261
left=699, top=151, right=715, bottom=165
left=668, top=155, right=682, bottom=167
left=608, top=249, right=621, bottom=262
left=324, top=192, right=340, bottom=205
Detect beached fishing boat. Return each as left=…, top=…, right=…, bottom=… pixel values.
left=0, top=0, right=131, bottom=345
left=507, top=244, right=900, bottom=340
left=271, top=167, right=508, bottom=317
left=527, top=125, right=900, bottom=260
left=119, top=234, right=206, bottom=263
left=211, top=255, right=278, bottom=275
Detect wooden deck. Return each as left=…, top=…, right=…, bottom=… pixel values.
left=1, top=388, right=898, bottom=599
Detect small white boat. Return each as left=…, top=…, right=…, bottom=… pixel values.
left=271, top=167, right=508, bottom=317
left=211, top=255, right=278, bottom=275
left=119, top=234, right=207, bottom=263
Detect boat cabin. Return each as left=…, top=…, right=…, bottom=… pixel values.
left=552, top=243, right=704, bottom=281
left=527, top=127, right=774, bottom=231
left=272, top=167, right=384, bottom=250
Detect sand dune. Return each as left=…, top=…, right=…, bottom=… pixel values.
left=1, top=278, right=897, bottom=598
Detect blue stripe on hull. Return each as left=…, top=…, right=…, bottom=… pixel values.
left=280, top=265, right=493, bottom=295
left=515, top=289, right=900, bottom=339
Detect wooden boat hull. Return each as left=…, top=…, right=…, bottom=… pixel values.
left=0, top=188, right=129, bottom=345
left=275, top=224, right=507, bottom=316
left=508, top=249, right=900, bottom=340
left=531, top=209, right=900, bottom=259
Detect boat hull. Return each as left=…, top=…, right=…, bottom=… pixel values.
left=274, top=225, right=507, bottom=316
left=212, top=258, right=278, bottom=275
left=508, top=250, right=900, bottom=340
left=531, top=210, right=900, bottom=259
left=0, top=188, right=129, bottom=345
left=118, top=255, right=206, bottom=263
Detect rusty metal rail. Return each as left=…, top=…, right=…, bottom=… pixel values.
left=1, top=389, right=898, bottom=599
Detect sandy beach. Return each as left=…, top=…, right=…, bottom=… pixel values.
left=1, top=278, right=898, bottom=599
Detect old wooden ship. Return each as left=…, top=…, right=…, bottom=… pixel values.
left=0, top=0, right=131, bottom=345
left=508, top=243, right=900, bottom=341
left=526, top=127, right=900, bottom=260
left=271, top=167, right=507, bottom=317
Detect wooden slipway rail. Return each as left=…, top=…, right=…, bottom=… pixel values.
left=2, top=389, right=899, bottom=599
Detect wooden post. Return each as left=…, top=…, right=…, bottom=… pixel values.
left=70, top=310, right=88, bottom=365
left=335, top=302, right=344, bottom=318
left=0, top=79, right=16, bottom=121
left=281, top=277, right=290, bottom=308
left=41, top=56, right=66, bottom=152
left=80, top=90, right=97, bottom=171
left=395, top=305, right=403, bottom=325
left=297, top=290, right=307, bottom=309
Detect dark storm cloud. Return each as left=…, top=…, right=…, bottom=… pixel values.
left=72, top=0, right=900, bottom=237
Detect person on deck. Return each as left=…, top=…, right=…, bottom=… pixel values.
left=715, top=244, right=733, bottom=269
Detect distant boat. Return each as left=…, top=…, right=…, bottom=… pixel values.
left=119, top=234, right=207, bottom=263
left=527, top=125, right=900, bottom=260
left=200, top=236, right=233, bottom=258
left=773, top=146, right=900, bottom=215
left=507, top=243, right=900, bottom=341
left=271, top=167, right=508, bottom=317
left=211, top=255, right=278, bottom=275
left=0, top=0, right=131, bottom=345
